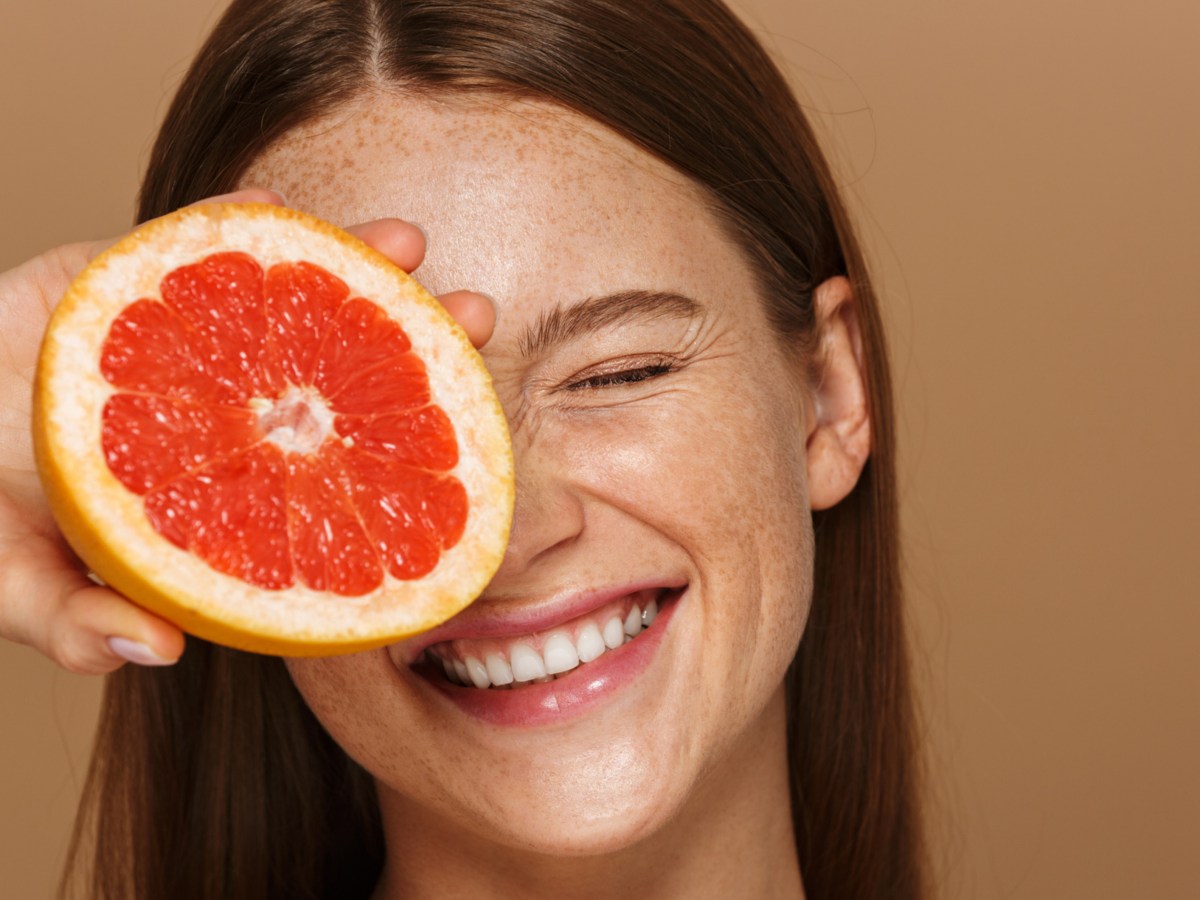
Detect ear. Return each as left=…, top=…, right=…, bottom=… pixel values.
left=805, top=276, right=871, bottom=511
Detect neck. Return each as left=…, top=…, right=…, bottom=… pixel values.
left=371, top=687, right=804, bottom=900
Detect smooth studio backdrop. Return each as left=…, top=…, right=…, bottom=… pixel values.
left=2, top=1, right=1197, bottom=897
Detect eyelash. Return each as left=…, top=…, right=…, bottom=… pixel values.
left=565, top=361, right=675, bottom=391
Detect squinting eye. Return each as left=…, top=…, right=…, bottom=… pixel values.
left=566, top=362, right=674, bottom=391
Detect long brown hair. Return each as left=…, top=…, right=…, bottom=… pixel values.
left=62, top=2, right=925, bottom=897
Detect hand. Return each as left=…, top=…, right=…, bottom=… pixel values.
left=0, top=189, right=496, bottom=674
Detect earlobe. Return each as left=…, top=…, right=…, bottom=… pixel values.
left=804, top=276, right=871, bottom=511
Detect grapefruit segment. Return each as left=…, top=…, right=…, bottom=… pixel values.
left=337, top=439, right=469, bottom=580
left=144, top=444, right=293, bottom=590
left=263, top=259, right=350, bottom=385
left=335, top=406, right=460, bottom=470
left=160, top=251, right=282, bottom=400
left=100, top=298, right=244, bottom=404
left=285, top=453, right=380, bottom=596
left=101, top=394, right=260, bottom=493
left=34, top=203, right=513, bottom=655
left=312, top=298, right=431, bottom=414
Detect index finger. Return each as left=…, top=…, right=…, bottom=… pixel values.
left=343, top=218, right=427, bottom=274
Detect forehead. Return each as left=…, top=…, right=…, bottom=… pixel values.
left=239, top=93, right=759, bottom=307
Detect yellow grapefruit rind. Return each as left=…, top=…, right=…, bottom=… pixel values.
left=33, top=203, right=513, bottom=656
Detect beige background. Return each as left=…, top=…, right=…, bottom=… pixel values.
left=2, top=1, right=1197, bottom=897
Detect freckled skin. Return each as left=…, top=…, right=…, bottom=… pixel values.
left=251, top=94, right=817, bottom=898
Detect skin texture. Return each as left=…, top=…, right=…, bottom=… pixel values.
left=241, top=92, right=869, bottom=899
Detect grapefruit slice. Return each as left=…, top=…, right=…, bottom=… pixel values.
left=33, top=203, right=513, bottom=656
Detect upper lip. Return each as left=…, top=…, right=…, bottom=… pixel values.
left=399, top=579, right=686, bottom=664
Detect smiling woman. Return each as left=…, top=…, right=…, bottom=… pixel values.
left=264, top=93, right=830, bottom=859
left=0, top=1, right=923, bottom=898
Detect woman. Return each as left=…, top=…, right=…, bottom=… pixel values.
left=0, top=1, right=924, bottom=897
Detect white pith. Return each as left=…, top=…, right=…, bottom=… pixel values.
left=426, top=591, right=662, bottom=689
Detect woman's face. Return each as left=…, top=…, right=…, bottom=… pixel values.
left=244, top=94, right=818, bottom=854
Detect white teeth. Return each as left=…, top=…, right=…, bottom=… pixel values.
left=510, top=643, right=547, bottom=682
left=465, top=656, right=491, bottom=689
left=643, top=597, right=658, bottom=627
left=452, top=659, right=470, bottom=685
left=543, top=632, right=580, bottom=674
left=433, top=596, right=672, bottom=691
left=603, top=615, right=626, bottom=649
left=623, top=605, right=643, bottom=637
left=485, top=653, right=514, bottom=686
left=575, top=622, right=606, bottom=663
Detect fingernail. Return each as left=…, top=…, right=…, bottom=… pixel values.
left=106, top=636, right=176, bottom=667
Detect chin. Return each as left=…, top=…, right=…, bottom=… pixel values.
left=456, top=772, right=687, bottom=858
left=370, top=724, right=696, bottom=859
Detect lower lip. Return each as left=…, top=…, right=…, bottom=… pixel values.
left=417, top=590, right=683, bottom=728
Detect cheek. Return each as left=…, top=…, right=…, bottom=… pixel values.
left=284, top=654, right=466, bottom=805
left=571, top=381, right=810, bottom=557
left=563, top=380, right=813, bottom=662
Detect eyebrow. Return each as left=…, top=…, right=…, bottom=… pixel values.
left=517, top=289, right=703, bottom=359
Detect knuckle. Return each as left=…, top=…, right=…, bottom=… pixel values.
left=46, top=629, right=82, bottom=672
left=45, top=615, right=106, bottom=675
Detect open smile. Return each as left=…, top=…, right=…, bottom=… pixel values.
left=409, top=585, right=686, bottom=726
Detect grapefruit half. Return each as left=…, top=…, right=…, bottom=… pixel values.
left=33, top=203, right=513, bottom=656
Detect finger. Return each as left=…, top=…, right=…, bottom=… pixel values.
left=2, top=557, right=185, bottom=675
left=46, top=585, right=185, bottom=676
left=186, top=187, right=286, bottom=208
left=437, top=290, right=497, bottom=349
left=344, top=219, right=427, bottom=273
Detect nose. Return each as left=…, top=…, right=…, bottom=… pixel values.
left=484, top=431, right=584, bottom=585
